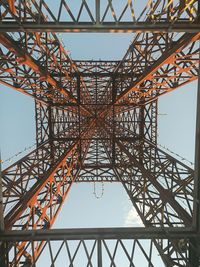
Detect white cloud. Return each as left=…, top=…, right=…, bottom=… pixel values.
left=124, top=207, right=143, bottom=227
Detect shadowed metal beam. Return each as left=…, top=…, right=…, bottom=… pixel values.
left=0, top=227, right=197, bottom=241
left=192, top=40, right=200, bottom=267
left=0, top=22, right=200, bottom=33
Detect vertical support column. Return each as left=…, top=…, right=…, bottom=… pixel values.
left=35, top=100, right=50, bottom=146
left=0, top=243, right=7, bottom=267
left=139, top=105, right=145, bottom=138
left=0, top=159, right=7, bottom=267
left=112, top=77, right=116, bottom=166
left=96, top=0, right=100, bottom=25
left=97, top=239, right=102, bottom=267
left=0, top=159, right=4, bottom=231
left=139, top=101, right=145, bottom=164
left=77, top=75, right=82, bottom=166
left=48, top=104, right=54, bottom=164
left=48, top=105, right=53, bottom=143
left=192, top=40, right=200, bottom=266
left=193, top=45, right=200, bottom=229
left=95, top=75, right=98, bottom=119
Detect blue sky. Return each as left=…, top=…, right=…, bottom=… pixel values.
left=0, top=31, right=197, bottom=233
left=0, top=24, right=198, bottom=267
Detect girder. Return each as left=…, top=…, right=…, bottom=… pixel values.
left=0, top=0, right=199, bottom=32
left=99, top=123, right=194, bottom=227
left=99, top=126, right=196, bottom=266
left=2, top=115, right=96, bottom=264
left=95, top=32, right=200, bottom=117
left=2, top=231, right=197, bottom=267
left=1, top=33, right=199, bottom=111
left=1, top=22, right=200, bottom=33
left=0, top=227, right=199, bottom=267
left=114, top=33, right=200, bottom=105
left=0, top=227, right=197, bottom=241
left=0, top=32, right=92, bottom=116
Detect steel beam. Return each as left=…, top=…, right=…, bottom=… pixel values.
left=0, top=159, right=6, bottom=267
left=192, top=40, right=200, bottom=266
left=4, top=142, right=79, bottom=229
left=115, top=33, right=200, bottom=105
left=99, top=128, right=195, bottom=265
left=0, top=22, right=200, bottom=33
left=1, top=0, right=198, bottom=33
left=0, top=227, right=196, bottom=241
left=0, top=159, right=4, bottom=231
left=1, top=118, right=95, bottom=265
left=0, top=32, right=92, bottom=116
left=116, top=140, right=193, bottom=226
left=0, top=33, right=76, bottom=103
left=193, top=42, right=200, bottom=230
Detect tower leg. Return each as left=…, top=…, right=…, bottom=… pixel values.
left=192, top=40, right=200, bottom=267
left=0, top=242, right=8, bottom=267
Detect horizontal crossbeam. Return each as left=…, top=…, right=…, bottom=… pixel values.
left=1, top=22, right=200, bottom=33
left=1, top=0, right=199, bottom=33
left=0, top=227, right=197, bottom=241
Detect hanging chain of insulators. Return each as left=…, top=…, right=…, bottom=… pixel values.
left=93, top=181, right=104, bottom=199
left=1, top=142, right=194, bottom=168
left=158, top=143, right=194, bottom=166
left=0, top=143, right=36, bottom=164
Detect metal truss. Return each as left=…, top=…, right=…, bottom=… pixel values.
left=0, top=0, right=200, bottom=266
left=0, top=0, right=199, bottom=32
left=0, top=228, right=199, bottom=267
left=97, top=119, right=195, bottom=265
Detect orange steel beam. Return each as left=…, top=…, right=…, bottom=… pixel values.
left=13, top=149, right=81, bottom=266
left=7, top=0, right=16, bottom=15
left=1, top=101, right=96, bottom=264
left=2, top=108, right=93, bottom=224
left=4, top=142, right=79, bottom=229
left=0, top=1, right=94, bottom=108
left=97, top=32, right=199, bottom=120
left=3, top=123, right=94, bottom=265
left=98, top=119, right=193, bottom=225
left=0, top=79, right=48, bottom=105
left=115, top=33, right=200, bottom=105
left=10, top=144, right=80, bottom=265
left=3, top=121, right=95, bottom=229
left=12, top=144, right=85, bottom=265
left=0, top=33, right=92, bottom=117
left=0, top=33, right=76, bottom=103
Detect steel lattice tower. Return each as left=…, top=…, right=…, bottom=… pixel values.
left=0, top=0, right=200, bottom=266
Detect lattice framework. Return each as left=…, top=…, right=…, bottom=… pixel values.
left=0, top=0, right=200, bottom=266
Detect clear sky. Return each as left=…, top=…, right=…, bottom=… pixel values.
left=0, top=1, right=198, bottom=265
left=0, top=32, right=197, bottom=266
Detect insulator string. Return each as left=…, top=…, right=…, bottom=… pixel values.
left=0, top=143, right=36, bottom=164
left=158, top=143, right=194, bottom=166
left=93, top=181, right=104, bottom=199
